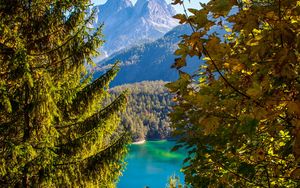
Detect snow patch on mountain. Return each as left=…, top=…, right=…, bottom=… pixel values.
left=92, top=0, right=178, bottom=57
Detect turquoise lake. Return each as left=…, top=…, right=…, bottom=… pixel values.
left=117, top=140, right=186, bottom=188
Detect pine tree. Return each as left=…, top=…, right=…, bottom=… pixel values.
left=0, top=0, right=130, bottom=187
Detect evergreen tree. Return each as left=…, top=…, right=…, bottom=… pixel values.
left=0, top=0, right=129, bottom=187
left=109, top=81, right=173, bottom=141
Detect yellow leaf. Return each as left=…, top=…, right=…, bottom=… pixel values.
left=246, top=39, right=260, bottom=46
left=254, top=148, right=265, bottom=161
left=224, top=25, right=232, bottom=32
left=265, top=11, right=275, bottom=19
left=293, top=132, right=300, bottom=160
left=172, top=58, right=186, bottom=69
left=172, top=96, right=178, bottom=102
left=241, top=69, right=252, bottom=75
left=287, top=101, right=300, bottom=115
left=246, top=82, right=262, bottom=98
left=173, top=14, right=186, bottom=24
left=291, top=168, right=300, bottom=180
left=171, top=0, right=183, bottom=5
left=201, top=116, right=220, bottom=135
left=292, top=120, right=300, bottom=128
left=203, top=57, right=211, bottom=61
left=206, top=36, right=220, bottom=49
left=233, top=64, right=244, bottom=72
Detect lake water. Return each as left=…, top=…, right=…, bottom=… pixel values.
left=117, top=140, right=186, bottom=188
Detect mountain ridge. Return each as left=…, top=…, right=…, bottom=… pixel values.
left=92, top=0, right=178, bottom=57
left=93, top=24, right=200, bottom=87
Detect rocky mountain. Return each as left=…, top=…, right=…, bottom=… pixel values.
left=93, top=24, right=200, bottom=87
left=93, top=0, right=178, bottom=57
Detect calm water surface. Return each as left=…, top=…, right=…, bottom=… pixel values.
left=117, top=140, right=186, bottom=188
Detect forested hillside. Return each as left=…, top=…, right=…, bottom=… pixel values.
left=108, top=81, right=173, bottom=141
left=94, top=25, right=199, bottom=86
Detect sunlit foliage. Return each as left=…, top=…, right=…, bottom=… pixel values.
left=109, top=81, right=172, bottom=141
left=167, top=174, right=184, bottom=188
left=0, top=1, right=129, bottom=187
left=168, top=0, right=300, bottom=187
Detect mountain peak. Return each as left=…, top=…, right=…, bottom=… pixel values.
left=93, top=0, right=133, bottom=25
left=104, top=0, right=133, bottom=10
left=135, top=0, right=176, bottom=16
left=92, top=0, right=178, bottom=57
left=133, top=0, right=177, bottom=33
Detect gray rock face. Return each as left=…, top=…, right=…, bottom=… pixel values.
left=92, top=0, right=178, bottom=57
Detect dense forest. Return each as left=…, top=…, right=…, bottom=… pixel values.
left=107, top=81, right=173, bottom=141
left=0, top=0, right=299, bottom=187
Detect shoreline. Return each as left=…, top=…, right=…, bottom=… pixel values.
left=132, top=138, right=177, bottom=145
left=132, top=139, right=146, bottom=145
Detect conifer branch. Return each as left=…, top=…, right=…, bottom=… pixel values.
left=28, top=12, right=95, bottom=57
left=58, top=92, right=127, bottom=131
left=69, top=63, right=120, bottom=114
left=54, top=134, right=129, bottom=167
left=56, top=92, right=127, bottom=157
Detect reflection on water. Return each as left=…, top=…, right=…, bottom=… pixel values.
left=117, top=140, right=186, bottom=188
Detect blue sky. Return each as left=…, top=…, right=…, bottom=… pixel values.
left=91, top=0, right=209, bottom=13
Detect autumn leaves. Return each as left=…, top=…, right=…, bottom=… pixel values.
left=168, top=0, right=300, bottom=186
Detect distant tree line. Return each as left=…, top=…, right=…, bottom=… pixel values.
left=107, top=81, right=173, bottom=141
